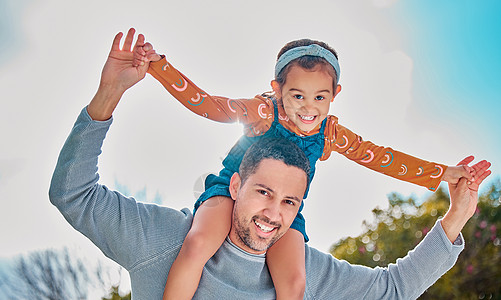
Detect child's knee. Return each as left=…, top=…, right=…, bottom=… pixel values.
left=290, top=270, right=306, bottom=288
left=183, top=230, right=210, bottom=253
left=181, top=228, right=224, bottom=261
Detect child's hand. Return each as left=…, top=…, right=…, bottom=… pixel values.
left=132, top=34, right=162, bottom=67
left=442, top=156, right=476, bottom=185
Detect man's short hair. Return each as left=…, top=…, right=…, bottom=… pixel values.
left=239, top=137, right=311, bottom=186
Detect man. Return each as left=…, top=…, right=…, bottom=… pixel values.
left=49, top=28, right=491, bottom=299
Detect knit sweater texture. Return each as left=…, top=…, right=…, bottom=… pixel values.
left=49, top=107, right=464, bottom=300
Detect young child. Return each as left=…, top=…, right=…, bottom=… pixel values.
left=133, top=36, right=475, bottom=300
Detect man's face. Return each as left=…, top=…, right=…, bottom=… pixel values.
left=228, top=159, right=308, bottom=254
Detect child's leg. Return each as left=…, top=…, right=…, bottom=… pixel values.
left=163, top=196, right=234, bottom=300
left=266, top=228, right=306, bottom=300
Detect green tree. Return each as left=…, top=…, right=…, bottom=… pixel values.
left=102, top=285, right=131, bottom=300
left=330, top=181, right=501, bottom=299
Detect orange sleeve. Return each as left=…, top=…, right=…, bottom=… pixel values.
left=147, top=56, right=266, bottom=125
left=321, top=116, right=447, bottom=191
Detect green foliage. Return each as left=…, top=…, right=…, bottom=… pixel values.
left=102, top=285, right=131, bottom=300
left=330, top=181, right=501, bottom=299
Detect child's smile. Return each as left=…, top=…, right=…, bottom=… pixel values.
left=273, top=65, right=338, bottom=133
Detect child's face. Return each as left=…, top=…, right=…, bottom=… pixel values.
left=272, top=65, right=340, bottom=132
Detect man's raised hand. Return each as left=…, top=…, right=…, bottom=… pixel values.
left=88, top=28, right=150, bottom=121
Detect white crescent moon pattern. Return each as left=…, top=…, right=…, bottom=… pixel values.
left=188, top=93, right=207, bottom=106
left=336, top=135, right=348, bottom=149
left=416, top=167, right=424, bottom=176
left=398, top=164, right=408, bottom=176
left=345, top=147, right=354, bottom=155
left=258, top=104, right=268, bottom=119
left=162, top=63, right=170, bottom=71
left=279, top=113, right=289, bottom=121
left=227, top=99, right=237, bottom=113
left=171, top=78, right=188, bottom=92
left=380, top=151, right=394, bottom=168
left=252, top=127, right=261, bottom=136
left=430, top=165, right=444, bottom=179
left=361, top=150, right=374, bottom=163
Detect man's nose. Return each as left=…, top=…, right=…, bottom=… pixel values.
left=263, top=201, right=280, bottom=221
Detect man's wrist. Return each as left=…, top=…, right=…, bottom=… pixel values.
left=440, top=212, right=468, bottom=244
left=87, top=85, right=124, bottom=121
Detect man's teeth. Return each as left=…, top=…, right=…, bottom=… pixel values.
left=300, top=115, right=315, bottom=121
left=255, top=220, right=274, bottom=233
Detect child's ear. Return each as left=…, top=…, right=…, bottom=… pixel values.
left=229, top=172, right=242, bottom=200
left=331, top=84, right=342, bottom=102
left=271, top=80, right=282, bottom=99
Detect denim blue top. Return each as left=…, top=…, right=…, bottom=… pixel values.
left=195, top=97, right=327, bottom=241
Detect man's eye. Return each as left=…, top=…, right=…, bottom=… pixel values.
left=315, top=96, right=325, bottom=101
left=293, top=95, right=304, bottom=100
left=284, top=199, right=295, bottom=206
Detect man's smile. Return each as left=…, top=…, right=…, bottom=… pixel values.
left=253, top=217, right=279, bottom=237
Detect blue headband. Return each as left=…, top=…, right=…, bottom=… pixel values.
left=275, top=44, right=340, bottom=84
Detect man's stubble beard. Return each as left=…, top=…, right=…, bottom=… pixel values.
left=232, top=208, right=283, bottom=253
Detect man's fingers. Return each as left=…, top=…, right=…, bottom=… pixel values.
left=476, top=170, right=492, bottom=185
left=465, top=160, right=491, bottom=190
left=472, top=160, right=490, bottom=172
left=457, top=155, right=475, bottom=167
left=111, top=32, right=123, bottom=52
left=123, top=28, right=136, bottom=52
left=473, top=161, right=491, bottom=185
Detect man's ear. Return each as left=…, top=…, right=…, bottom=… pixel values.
left=271, top=80, right=282, bottom=99
left=229, top=172, right=242, bottom=200
left=331, top=84, right=342, bottom=103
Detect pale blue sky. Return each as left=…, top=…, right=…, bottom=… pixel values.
left=0, top=0, right=499, bottom=282
left=396, top=1, right=501, bottom=134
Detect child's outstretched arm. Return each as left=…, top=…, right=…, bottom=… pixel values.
left=322, top=119, right=473, bottom=192
left=145, top=52, right=271, bottom=127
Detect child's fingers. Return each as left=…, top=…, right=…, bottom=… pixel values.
left=462, top=165, right=475, bottom=183
left=143, top=42, right=153, bottom=52
left=132, top=52, right=146, bottom=67
left=145, top=50, right=161, bottom=62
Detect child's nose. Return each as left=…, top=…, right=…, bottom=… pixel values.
left=302, top=99, right=316, bottom=112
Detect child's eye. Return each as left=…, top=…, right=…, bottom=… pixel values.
left=315, top=96, right=325, bottom=101
left=293, top=95, right=304, bottom=100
